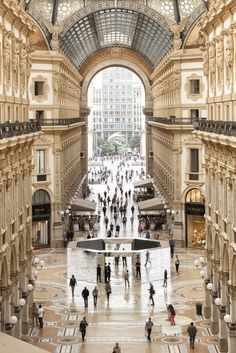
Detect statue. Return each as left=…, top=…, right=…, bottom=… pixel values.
left=42, top=17, right=66, bottom=51
left=217, top=38, right=224, bottom=86
left=168, top=17, right=189, bottom=50
left=225, top=33, right=233, bottom=84
left=3, top=30, right=11, bottom=89
left=209, top=43, right=216, bottom=89
left=12, top=37, right=20, bottom=92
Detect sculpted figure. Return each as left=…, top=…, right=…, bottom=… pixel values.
left=209, top=43, right=216, bottom=88
left=217, top=39, right=224, bottom=85
left=225, top=34, right=233, bottom=84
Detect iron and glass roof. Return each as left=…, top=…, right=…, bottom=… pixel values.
left=26, top=0, right=208, bottom=69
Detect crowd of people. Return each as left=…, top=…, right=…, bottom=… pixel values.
left=34, top=155, right=199, bottom=350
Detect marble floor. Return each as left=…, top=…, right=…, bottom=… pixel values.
left=26, top=157, right=219, bottom=353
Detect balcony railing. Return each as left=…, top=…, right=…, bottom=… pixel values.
left=0, top=120, right=41, bottom=140
left=40, top=117, right=85, bottom=126
left=195, top=119, right=236, bottom=137
left=148, top=116, right=199, bottom=125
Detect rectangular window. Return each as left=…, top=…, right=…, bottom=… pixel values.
left=36, top=110, right=44, bottom=120
left=190, top=80, right=200, bottom=95
left=189, top=149, right=199, bottom=180
left=34, top=81, right=44, bottom=96
left=190, top=109, right=199, bottom=119
left=36, top=150, right=45, bottom=174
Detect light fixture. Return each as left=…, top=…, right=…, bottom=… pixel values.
left=65, top=209, right=70, bottom=214
left=215, top=297, right=222, bottom=306
left=27, top=283, right=33, bottom=292
left=200, top=269, right=206, bottom=277
left=19, top=298, right=26, bottom=307
left=164, top=204, right=168, bottom=209
left=207, top=282, right=213, bottom=290
left=32, top=269, right=39, bottom=278
left=166, top=209, right=171, bottom=214
left=171, top=210, right=176, bottom=215
left=39, top=260, right=45, bottom=268
left=199, top=257, right=205, bottom=263
left=224, top=314, right=231, bottom=323
left=194, top=259, right=199, bottom=267
left=68, top=205, right=71, bottom=210
left=9, top=315, right=18, bottom=325
left=34, top=257, right=40, bottom=265
left=60, top=210, right=64, bottom=216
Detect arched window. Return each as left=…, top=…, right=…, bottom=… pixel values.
left=32, top=189, right=50, bottom=205
left=185, top=188, right=205, bottom=203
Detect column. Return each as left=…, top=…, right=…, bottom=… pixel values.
left=211, top=259, right=220, bottom=334
left=204, top=248, right=212, bottom=318
left=227, top=285, right=236, bottom=353
left=218, top=272, right=229, bottom=352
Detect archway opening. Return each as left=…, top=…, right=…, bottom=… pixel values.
left=87, top=66, right=146, bottom=160
left=32, top=189, right=51, bottom=247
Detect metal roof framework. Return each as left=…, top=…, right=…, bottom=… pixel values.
left=26, top=0, right=208, bottom=70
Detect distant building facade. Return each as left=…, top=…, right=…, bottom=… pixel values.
left=88, top=67, right=145, bottom=155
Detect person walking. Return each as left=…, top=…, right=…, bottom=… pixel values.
left=136, top=259, right=141, bottom=279
left=32, top=302, right=39, bottom=327
left=82, top=287, right=89, bottom=307
left=92, top=286, right=98, bottom=306
left=122, top=250, right=127, bottom=267
left=175, top=255, right=180, bottom=274
left=97, top=264, right=102, bottom=282
left=144, top=250, right=151, bottom=266
left=163, top=269, right=168, bottom=287
left=168, top=304, right=176, bottom=325
left=124, top=270, right=130, bottom=287
left=145, top=317, right=154, bottom=342
left=105, top=216, right=109, bottom=229
left=79, top=317, right=88, bottom=342
left=105, top=281, right=112, bottom=303
left=187, top=322, right=197, bottom=349
left=112, top=342, right=121, bottom=353
left=38, top=304, right=44, bottom=328
left=69, top=275, right=77, bottom=297
left=149, top=283, right=155, bottom=305
left=107, top=262, right=111, bottom=281
left=131, top=205, right=135, bottom=215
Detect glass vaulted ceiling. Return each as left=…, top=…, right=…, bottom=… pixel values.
left=27, top=0, right=208, bottom=69
left=60, top=9, right=173, bottom=68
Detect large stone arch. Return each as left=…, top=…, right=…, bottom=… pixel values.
left=231, top=255, right=236, bottom=286
left=80, top=53, right=153, bottom=115
left=222, top=243, right=229, bottom=273
left=207, top=225, right=213, bottom=250
left=213, top=232, right=221, bottom=261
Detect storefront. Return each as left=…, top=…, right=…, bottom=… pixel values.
left=185, top=188, right=205, bottom=248
left=32, top=189, right=51, bottom=247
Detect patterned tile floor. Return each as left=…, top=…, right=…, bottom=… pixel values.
left=26, top=158, right=219, bottom=353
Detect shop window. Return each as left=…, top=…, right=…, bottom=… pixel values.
left=186, top=188, right=204, bottom=203
left=190, top=80, right=200, bottom=95
left=34, top=81, right=44, bottom=96
left=189, top=149, right=199, bottom=180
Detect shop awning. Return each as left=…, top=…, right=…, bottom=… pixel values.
left=133, top=178, right=154, bottom=188
left=138, top=197, right=164, bottom=211
left=71, top=199, right=97, bottom=212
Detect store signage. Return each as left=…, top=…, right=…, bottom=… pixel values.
left=185, top=203, right=205, bottom=216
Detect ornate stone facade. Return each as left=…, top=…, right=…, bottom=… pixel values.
left=194, top=1, right=236, bottom=352
left=29, top=51, right=85, bottom=247
left=148, top=46, right=207, bottom=247
left=0, top=0, right=41, bottom=339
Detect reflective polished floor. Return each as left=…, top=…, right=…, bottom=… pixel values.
left=26, top=157, right=219, bottom=353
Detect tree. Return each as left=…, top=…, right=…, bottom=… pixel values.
left=128, top=134, right=141, bottom=149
